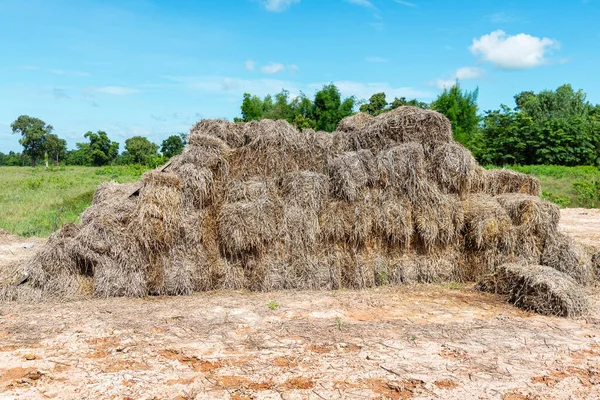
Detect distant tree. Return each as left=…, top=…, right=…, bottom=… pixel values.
left=389, top=97, right=429, bottom=110
left=482, top=84, right=599, bottom=165
left=83, top=131, right=119, bottom=166
left=44, top=134, right=68, bottom=165
left=125, top=136, right=159, bottom=164
left=360, top=92, right=388, bottom=116
left=161, top=133, right=187, bottom=158
left=241, top=93, right=264, bottom=121
left=430, top=84, right=480, bottom=149
left=313, top=84, right=356, bottom=132
left=11, top=115, right=53, bottom=167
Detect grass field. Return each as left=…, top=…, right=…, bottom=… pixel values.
left=0, top=164, right=599, bottom=238
left=0, top=165, right=148, bottom=237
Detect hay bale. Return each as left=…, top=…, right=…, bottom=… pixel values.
left=282, top=206, right=319, bottom=255
left=319, top=193, right=378, bottom=246
left=378, top=197, right=413, bottom=248
left=390, top=252, right=457, bottom=284
left=462, top=194, right=512, bottom=251
left=328, top=150, right=376, bottom=201
left=136, top=171, right=183, bottom=250
left=218, top=199, right=281, bottom=256
left=495, top=194, right=559, bottom=238
left=171, top=163, right=214, bottom=208
left=476, top=263, right=588, bottom=317
left=485, top=169, right=541, bottom=196
left=413, top=184, right=463, bottom=250
left=337, top=112, right=373, bottom=132
left=377, top=143, right=426, bottom=200
left=232, top=119, right=323, bottom=178
left=428, top=142, right=478, bottom=197
left=542, top=232, right=594, bottom=285
left=361, top=106, right=452, bottom=151
left=470, top=166, right=488, bottom=193
left=178, top=134, right=230, bottom=177
left=226, top=176, right=276, bottom=203
left=191, top=119, right=245, bottom=148
left=281, top=171, right=329, bottom=212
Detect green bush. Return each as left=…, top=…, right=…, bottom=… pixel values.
left=573, top=180, right=600, bottom=208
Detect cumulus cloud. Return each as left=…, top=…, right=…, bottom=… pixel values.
left=432, top=67, right=484, bottom=90
left=260, top=0, right=300, bottom=12
left=94, top=86, right=139, bottom=95
left=470, top=30, right=558, bottom=70
left=245, top=60, right=255, bottom=71
left=261, top=63, right=285, bottom=74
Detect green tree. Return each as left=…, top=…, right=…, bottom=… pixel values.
left=482, top=84, right=599, bottom=166
left=125, top=136, right=159, bottom=164
left=359, top=92, right=388, bottom=116
left=241, top=93, right=264, bottom=121
left=430, top=84, right=480, bottom=150
left=44, top=134, right=68, bottom=165
left=161, top=133, right=187, bottom=158
left=83, top=131, right=119, bottom=166
left=11, top=115, right=54, bottom=167
left=313, top=84, right=356, bottom=132
left=389, top=97, right=429, bottom=110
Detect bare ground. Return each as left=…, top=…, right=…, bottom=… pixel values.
left=0, top=212, right=599, bottom=400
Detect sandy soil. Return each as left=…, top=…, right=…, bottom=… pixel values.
left=0, top=213, right=599, bottom=400
left=559, top=208, right=600, bottom=248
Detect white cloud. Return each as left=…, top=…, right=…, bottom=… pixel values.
left=394, top=0, right=416, bottom=7
left=345, top=0, right=376, bottom=9
left=261, top=63, right=285, bottom=74
left=432, top=67, right=484, bottom=90
left=245, top=60, right=255, bottom=71
left=22, top=65, right=40, bottom=70
left=288, top=64, right=299, bottom=73
left=469, top=30, right=558, bottom=70
left=455, top=67, right=484, bottom=80
left=260, top=0, right=300, bottom=12
left=366, top=56, right=388, bottom=63
left=94, top=86, right=139, bottom=95
left=50, top=69, right=90, bottom=77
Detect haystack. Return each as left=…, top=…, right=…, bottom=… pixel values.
left=477, top=263, right=588, bottom=317
left=4, top=106, right=596, bottom=317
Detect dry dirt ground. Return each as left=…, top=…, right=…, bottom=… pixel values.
left=0, top=211, right=599, bottom=400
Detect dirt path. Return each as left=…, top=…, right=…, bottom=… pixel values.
left=0, top=212, right=599, bottom=400
left=559, top=208, right=600, bottom=248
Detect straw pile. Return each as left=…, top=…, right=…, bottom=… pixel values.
left=4, top=106, right=596, bottom=316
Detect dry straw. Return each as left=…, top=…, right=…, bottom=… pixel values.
left=4, top=106, right=596, bottom=317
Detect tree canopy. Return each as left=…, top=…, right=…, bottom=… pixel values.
left=124, top=136, right=159, bottom=164
left=161, top=134, right=187, bottom=158
left=11, top=115, right=54, bottom=167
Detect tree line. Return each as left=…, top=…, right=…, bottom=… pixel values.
left=2, top=115, right=187, bottom=167
left=3, top=83, right=599, bottom=168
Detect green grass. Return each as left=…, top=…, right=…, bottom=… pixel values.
left=487, top=165, right=600, bottom=208
left=0, top=165, right=148, bottom=237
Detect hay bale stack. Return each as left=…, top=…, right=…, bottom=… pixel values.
left=477, top=263, right=588, bottom=317
left=9, top=105, right=595, bottom=316
left=485, top=169, right=541, bottom=196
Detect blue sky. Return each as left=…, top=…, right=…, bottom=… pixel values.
left=0, top=0, right=599, bottom=152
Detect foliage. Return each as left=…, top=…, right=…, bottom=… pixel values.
left=360, top=93, right=429, bottom=116
left=572, top=180, right=600, bottom=208
left=430, top=84, right=481, bottom=151
left=481, top=84, right=599, bottom=166
left=11, top=115, right=54, bottom=167
left=161, top=133, right=187, bottom=158
left=0, top=166, right=147, bottom=237
left=0, top=151, right=31, bottom=166
left=44, top=134, right=68, bottom=165
left=124, top=136, right=160, bottom=164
